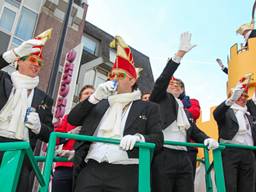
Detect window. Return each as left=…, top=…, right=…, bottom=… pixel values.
left=82, top=35, right=100, bottom=56
left=0, top=7, right=16, bottom=32
left=14, top=6, right=37, bottom=42
left=94, top=70, right=107, bottom=88
left=0, top=0, right=42, bottom=58
left=5, top=0, right=21, bottom=8
left=109, top=48, right=116, bottom=63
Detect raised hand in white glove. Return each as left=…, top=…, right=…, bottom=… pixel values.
left=204, top=138, right=219, bottom=150
left=226, top=84, right=244, bottom=106
left=90, top=81, right=116, bottom=102
left=59, top=150, right=75, bottom=160
left=216, top=58, right=224, bottom=68
left=68, top=126, right=81, bottom=134
left=25, top=112, right=41, bottom=134
left=179, top=32, right=196, bottom=52
left=120, top=134, right=142, bottom=151
left=3, top=39, right=44, bottom=63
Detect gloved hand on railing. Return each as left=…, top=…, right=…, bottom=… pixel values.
left=204, top=138, right=219, bottom=150
left=68, top=126, right=81, bottom=134
left=58, top=150, right=75, bottom=160
left=120, top=134, right=144, bottom=150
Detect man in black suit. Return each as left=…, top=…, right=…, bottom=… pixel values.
left=150, top=32, right=219, bottom=192
left=214, top=80, right=256, bottom=192
left=0, top=37, right=53, bottom=191
left=68, top=36, right=163, bottom=192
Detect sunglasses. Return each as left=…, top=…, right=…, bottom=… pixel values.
left=169, top=80, right=182, bottom=87
left=19, top=55, right=44, bottom=67
left=108, top=71, right=127, bottom=80
left=241, top=93, right=249, bottom=98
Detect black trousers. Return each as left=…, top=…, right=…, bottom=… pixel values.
left=52, top=167, right=73, bottom=192
left=187, top=148, right=198, bottom=179
left=222, top=148, right=255, bottom=192
left=151, top=148, right=194, bottom=192
left=0, top=136, right=33, bottom=192
left=75, top=160, right=138, bottom=192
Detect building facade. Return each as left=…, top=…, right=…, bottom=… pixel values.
left=77, top=21, right=155, bottom=101
left=0, top=0, right=155, bottom=113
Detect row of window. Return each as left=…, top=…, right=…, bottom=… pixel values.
left=82, top=35, right=116, bottom=62
left=0, top=0, right=41, bottom=52
left=0, top=0, right=116, bottom=61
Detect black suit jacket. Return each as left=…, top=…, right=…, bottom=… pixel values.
left=247, top=99, right=256, bottom=119
left=68, top=98, right=163, bottom=177
left=150, top=59, right=209, bottom=144
left=213, top=101, right=256, bottom=143
left=0, top=55, right=53, bottom=149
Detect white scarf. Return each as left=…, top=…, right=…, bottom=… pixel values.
left=175, top=97, right=190, bottom=131
left=0, top=71, right=39, bottom=140
left=231, top=103, right=250, bottom=133
left=99, top=90, right=141, bottom=137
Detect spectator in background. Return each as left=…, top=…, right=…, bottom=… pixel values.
left=52, top=85, right=94, bottom=192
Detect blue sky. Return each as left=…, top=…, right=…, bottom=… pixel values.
left=86, top=0, right=253, bottom=120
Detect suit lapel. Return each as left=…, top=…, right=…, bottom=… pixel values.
left=4, top=75, right=13, bottom=98
left=229, top=109, right=238, bottom=125
left=32, top=88, right=44, bottom=108
left=246, top=114, right=256, bottom=144
left=124, top=100, right=145, bottom=131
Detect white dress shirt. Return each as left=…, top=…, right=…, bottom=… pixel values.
left=163, top=120, right=187, bottom=151
left=86, top=102, right=139, bottom=164
left=0, top=89, right=34, bottom=141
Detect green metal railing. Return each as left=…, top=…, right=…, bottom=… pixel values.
left=4, top=134, right=255, bottom=192
left=164, top=141, right=226, bottom=192
left=0, top=142, right=45, bottom=192
left=39, top=132, right=156, bottom=192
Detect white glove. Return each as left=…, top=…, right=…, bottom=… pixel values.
left=216, top=58, right=224, bottom=69
left=68, top=126, right=81, bottom=134
left=2, top=39, right=44, bottom=63
left=120, top=135, right=141, bottom=151
left=204, top=138, right=219, bottom=150
left=179, top=32, right=196, bottom=52
left=91, top=81, right=116, bottom=101
left=25, top=112, right=41, bottom=134
left=59, top=150, right=75, bottom=160
left=229, top=84, right=244, bottom=103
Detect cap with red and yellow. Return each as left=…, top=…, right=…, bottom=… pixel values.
left=31, top=28, right=52, bottom=60
left=109, top=36, right=138, bottom=79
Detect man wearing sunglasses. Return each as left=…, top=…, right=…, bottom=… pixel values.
left=150, top=32, right=219, bottom=192
left=213, top=78, right=256, bottom=192
left=0, top=36, right=53, bottom=191
left=68, top=36, right=163, bottom=192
